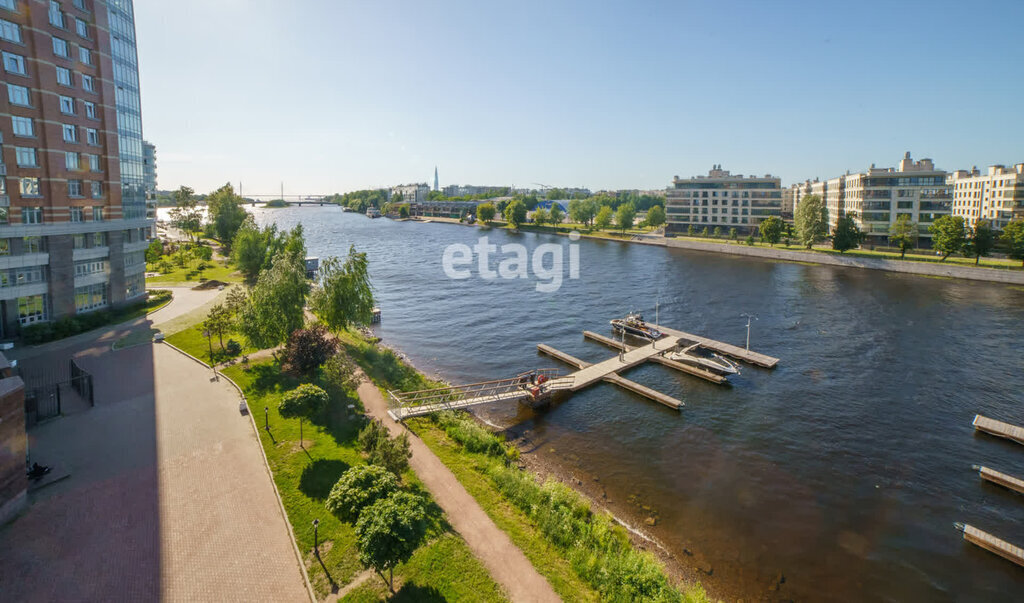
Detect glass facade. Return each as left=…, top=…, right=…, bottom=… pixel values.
left=107, top=0, right=146, bottom=220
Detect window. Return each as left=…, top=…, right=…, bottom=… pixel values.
left=0, top=240, right=8, bottom=256
left=86, top=128, right=98, bottom=145
left=63, top=123, right=78, bottom=143
left=49, top=1, right=64, bottom=28
left=72, top=234, right=85, bottom=249
left=75, top=17, right=87, bottom=38
left=88, top=153, right=100, bottom=171
left=15, top=266, right=44, bottom=284
left=59, top=94, right=75, bottom=114
left=0, top=208, right=7, bottom=225
left=84, top=100, right=95, bottom=118
left=92, top=206, right=103, bottom=221
left=70, top=206, right=83, bottom=222
left=81, top=74, right=94, bottom=92
left=68, top=179, right=82, bottom=197
left=19, top=178, right=40, bottom=198
left=78, top=46, right=91, bottom=65
left=65, top=151, right=79, bottom=170
left=74, top=0, right=86, bottom=11
left=92, top=231, right=105, bottom=246
left=0, top=18, right=21, bottom=44
left=124, top=251, right=144, bottom=267
left=2, top=51, right=25, bottom=75
left=56, top=66, right=71, bottom=86
left=18, top=295, right=48, bottom=325
left=7, top=83, right=29, bottom=106
left=12, top=116, right=33, bottom=137
left=126, top=273, right=145, bottom=299
left=0, top=0, right=14, bottom=11
left=53, top=37, right=70, bottom=58
left=74, top=259, right=106, bottom=276
left=75, top=283, right=107, bottom=313
left=15, top=147, right=37, bottom=167
left=21, top=207, right=43, bottom=224
left=90, top=181, right=102, bottom=198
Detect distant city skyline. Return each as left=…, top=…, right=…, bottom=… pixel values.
left=135, top=0, right=1024, bottom=195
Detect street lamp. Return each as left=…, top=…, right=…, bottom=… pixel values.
left=312, top=518, right=320, bottom=556
left=264, top=406, right=269, bottom=431
left=741, top=313, right=758, bottom=351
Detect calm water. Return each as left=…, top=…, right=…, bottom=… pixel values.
left=251, top=206, right=1024, bottom=602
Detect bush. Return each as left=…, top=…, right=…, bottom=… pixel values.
left=326, top=464, right=400, bottom=523
left=323, top=352, right=360, bottom=392
left=278, top=383, right=329, bottom=423
left=282, top=324, right=338, bottom=377
left=225, top=339, right=242, bottom=356
left=746, top=234, right=755, bottom=246
left=359, top=419, right=412, bottom=475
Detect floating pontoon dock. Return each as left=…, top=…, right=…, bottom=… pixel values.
left=536, top=344, right=682, bottom=409
left=581, top=331, right=726, bottom=384
left=955, top=523, right=1024, bottom=568
left=974, top=465, right=1024, bottom=496
left=973, top=414, right=1024, bottom=446
left=648, top=323, right=780, bottom=368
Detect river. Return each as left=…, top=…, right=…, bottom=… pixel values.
left=245, top=206, right=1023, bottom=602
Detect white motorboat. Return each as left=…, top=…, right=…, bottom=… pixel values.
left=665, top=343, right=740, bottom=375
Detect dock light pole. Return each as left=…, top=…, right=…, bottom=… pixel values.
left=741, top=313, right=758, bottom=351
left=312, top=518, right=320, bottom=557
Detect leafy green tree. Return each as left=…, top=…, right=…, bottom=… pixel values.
left=278, top=383, right=329, bottom=446
left=398, top=204, right=410, bottom=219
left=758, top=216, right=784, bottom=246
left=1001, top=220, right=1024, bottom=266
left=568, top=198, right=597, bottom=227
left=532, top=207, right=549, bottom=227
left=205, top=183, right=248, bottom=248
left=700, top=226, right=709, bottom=237
left=169, top=186, right=202, bottom=243
left=503, top=199, right=527, bottom=229
left=729, top=227, right=738, bottom=242
left=476, top=203, right=496, bottom=224
left=645, top=205, right=666, bottom=228
left=746, top=234, right=755, bottom=246
left=145, top=239, right=163, bottom=264
left=324, top=352, right=360, bottom=393
left=888, top=215, right=918, bottom=259
left=546, top=188, right=567, bottom=200
left=712, top=226, right=723, bottom=238
left=355, top=492, right=429, bottom=592
left=615, top=202, right=637, bottom=234
left=359, top=419, right=411, bottom=475
left=794, top=194, right=828, bottom=249
left=831, top=215, right=863, bottom=253
left=282, top=323, right=337, bottom=377
left=237, top=252, right=309, bottom=348
left=310, top=246, right=374, bottom=330
left=224, top=285, right=248, bottom=316
left=326, top=465, right=400, bottom=523
left=549, top=203, right=564, bottom=225
left=928, top=215, right=967, bottom=261
left=686, top=224, right=695, bottom=236
left=964, top=219, right=996, bottom=265
left=594, top=205, right=613, bottom=230
left=198, top=303, right=233, bottom=357
left=231, top=216, right=273, bottom=282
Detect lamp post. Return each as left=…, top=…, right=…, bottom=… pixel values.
left=264, top=406, right=269, bottom=431
left=203, top=329, right=213, bottom=364
left=741, top=313, right=758, bottom=351
left=312, top=518, right=320, bottom=556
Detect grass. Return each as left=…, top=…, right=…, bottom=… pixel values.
left=222, top=360, right=506, bottom=601
left=146, top=258, right=244, bottom=286
left=165, top=325, right=257, bottom=364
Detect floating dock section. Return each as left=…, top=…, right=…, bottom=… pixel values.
left=974, top=465, right=1024, bottom=496
left=582, top=331, right=726, bottom=384
left=536, top=344, right=682, bottom=410
left=648, top=323, right=780, bottom=368
left=956, top=523, right=1024, bottom=568
left=973, top=414, right=1024, bottom=446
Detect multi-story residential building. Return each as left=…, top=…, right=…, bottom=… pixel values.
left=949, top=164, right=1024, bottom=230
left=390, top=183, right=428, bottom=204
left=142, top=139, right=155, bottom=194
left=665, top=165, right=782, bottom=235
left=0, top=0, right=151, bottom=337
left=783, top=179, right=816, bottom=220
left=441, top=184, right=509, bottom=198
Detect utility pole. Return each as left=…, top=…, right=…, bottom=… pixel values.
left=741, top=313, right=758, bottom=351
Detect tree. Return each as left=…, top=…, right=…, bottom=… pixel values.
left=476, top=203, right=496, bottom=224
left=1001, top=220, right=1024, bottom=267
left=355, top=492, right=428, bottom=592
left=888, top=215, right=918, bottom=259
left=237, top=252, right=309, bottom=348
left=546, top=188, right=567, bottom=200
left=928, top=215, right=967, bottom=261
left=359, top=419, right=412, bottom=476
left=687, top=225, right=695, bottom=236
left=615, top=202, right=637, bottom=234
left=964, top=220, right=996, bottom=265
left=278, top=383, right=329, bottom=445
left=594, top=205, right=613, bottom=230
left=548, top=203, right=564, bottom=225
left=532, top=207, right=549, bottom=228
left=169, top=186, right=202, bottom=243
left=645, top=205, right=666, bottom=228
left=729, top=227, right=738, bottom=242
left=794, top=194, right=829, bottom=249
left=758, top=216, right=784, bottom=247
left=145, top=239, right=163, bottom=264
left=326, top=464, right=400, bottom=523
left=324, top=352, right=360, bottom=392
left=231, top=216, right=273, bottom=282
left=568, top=198, right=597, bottom=227
left=503, top=199, right=527, bottom=229
left=398, top=204, right=410, bottom=219
left=206, top=183, right=248, bottom=248
left=310, top=246, right=375, bottom=330
left=831, top=215, right=863, bottom=253
left=224, top=285, right=248, bottom=316
left=282, top=324, right=338, bottom=377
left=199, top=303, right=232, bottom=352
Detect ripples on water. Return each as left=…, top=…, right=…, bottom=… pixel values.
left=252, top=207, right=1024, bottom=602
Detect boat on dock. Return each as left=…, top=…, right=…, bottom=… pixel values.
left=610, top=313, right=663, bottom=340
left=664, top=343, right=740, bottom=376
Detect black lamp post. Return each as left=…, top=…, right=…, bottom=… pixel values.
left=264, top=406, right=269, bottom=431
left=312, top=518, right=320, bottom=556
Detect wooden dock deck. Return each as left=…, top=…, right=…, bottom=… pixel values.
left=582, top=331, right=727, bottom=384
left=956, top=523, right=1024, bottom=568
left=559, top=336, right=681, bottom=390
left=975, top=465, right=1024, bottom=496
left=648, top=323, right=779, bottom=368
left=537, top=344, right=683, bottom=410
left=973, top=414, right=1024, bottom=446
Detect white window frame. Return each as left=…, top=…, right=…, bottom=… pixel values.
left=15, top=147, right=37, bottom=167
left=88, top=153, right=100, bottom=172
left=84, top=100, right=96, bottom=118
left=12, top=115, right=33, bottom=137
left=90, top=181, right=102, bottom=198
left=62, top=123, right=78, bottom=143
left=65, top=151, right=79, bottom=170
left=86, top=128, right=98, bottom=145
left=68, top=179, right=83, bottom=197
left=75, top=17, right=88, bottom=38
left=70, top=207, right=83, bottom=222
left=7, top=83, right=29, bottom=106
left=56, top=66, right=72, bottom=86
left=53, top=37, right=70, bottom=58
left=78, top=46, right=91, bottom=65
left=49, top=1, right=64, bottom=28
left=81, top=73, right=94, bottom=92
left=2, top=51, right=25, bottom=75
left=0, top=18, right=21, bottom=44
left=59, top=94, right=75, bottom=114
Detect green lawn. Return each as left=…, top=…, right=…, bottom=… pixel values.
left=221, top=361, right=506, bottom=601
left=146, top=258, right=244, bottom=286
left=164, top=325, right=257, bottom=364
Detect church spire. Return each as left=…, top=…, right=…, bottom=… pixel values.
left=433, top=166, right=439, bottom=191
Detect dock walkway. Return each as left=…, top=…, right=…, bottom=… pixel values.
left=975, top=465, right=1024, bottom=496
left=537, top=344, right=682, bottom=409
left=648, top=323, right=779, bottom=368
left=582, top=331, right=726, bottom=384
left=564, top=336, right=680, bottom=390
left=973, top=414, right=1024, bottom=446
left=957, top=523, right=1024, bottom=568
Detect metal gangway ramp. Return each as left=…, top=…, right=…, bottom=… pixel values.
left=388, top=368, right=571, bottom=421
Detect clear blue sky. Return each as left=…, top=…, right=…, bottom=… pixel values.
left=135, top=0, right=1024, bottom=196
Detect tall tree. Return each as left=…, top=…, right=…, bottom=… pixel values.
left=311, top=246, right=375, bottom=330
left=928, top=215, right=967, bottom=261
left=615, top=202, right=637, bottom=234
left=169, top=186, right=202, bottom=243
left=205, top=183, right=248, bottom=248
left=794, top=194, right=828, bottom=249
left=199, top=303, right=232, bottom=351
left=237, top=251, right=309, bottom=348
left=964, top=219, right=996, bottom=265
left=546, top=188, right=567, bottom=200
left=548, top=203, right=564, bottom=225
left=594, top=205, right=613, bottom=230
left=503, top=199, right=527, bottom=229
left=532, top=207, right=549, bottom=228
left=1001, top=220, right=1024, bottom=267
left=888, top=214, right=918, bottom=259
left=568, top=198, right=597, bottom=227
left=277, top=384, right=329, bottom=447
left=645, top=205, right=666, bottom=228
left=831, top=215, right=863, bottom=253
left=326, top=465, right=400, bottom=523
left=476, top=202, right=496, bottom=224
left=758, top=216, right=784, bottom=246
left=231, top=216, right=274, bottom=282
left=355, top=492, right=429, bottom=593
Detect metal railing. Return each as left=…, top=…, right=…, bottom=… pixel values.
left=389, top=368, right=567, bottom=418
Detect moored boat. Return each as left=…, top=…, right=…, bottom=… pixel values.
left=665, top=343, right=740, bottom=375
left=610, top=312, right=663, bottom=340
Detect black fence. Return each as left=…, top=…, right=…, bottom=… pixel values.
left=21, top=357, right=95, bottom=427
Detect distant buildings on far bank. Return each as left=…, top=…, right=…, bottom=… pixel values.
left=664, top=165, right=783, bottom=236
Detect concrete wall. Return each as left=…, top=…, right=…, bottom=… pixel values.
left=0, top=367, right=27, bottom=526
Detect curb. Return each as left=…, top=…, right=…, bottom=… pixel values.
left=160, top=340, right=318, bottom=603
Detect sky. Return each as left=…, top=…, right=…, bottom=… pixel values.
left=134, top=0, right=1024, bottom=196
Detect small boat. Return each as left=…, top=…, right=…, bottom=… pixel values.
left=610, top=312, right=663, bottom=340
left=665, top=343, right=740, bottom=375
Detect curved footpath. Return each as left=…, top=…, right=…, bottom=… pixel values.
left=356, top=375, right=561, bottom=603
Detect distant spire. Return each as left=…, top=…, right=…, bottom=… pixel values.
left=433, top=166, right=439, bottom=192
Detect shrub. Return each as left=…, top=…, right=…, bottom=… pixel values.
left=225, top=339, right=242, bottom=356
left=746, top=234, right=755, bottom=246
left=326, top=464, right=400, bottom=523
left=323, top=352, right=360, bottom=392
left=433, top=411, right=504, bottom=456
left=278, top=383, right=329, bottom=424
left=282, top=323, right=338, bottom=376
left=359, top=419, right=412, bottom=475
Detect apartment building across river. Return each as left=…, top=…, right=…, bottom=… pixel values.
left=665, top=165, right=782, bottom=235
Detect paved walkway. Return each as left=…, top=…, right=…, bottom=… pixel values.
left=0, top=337, right=309, bottom=601
left=356, top=374, right=560, bottom=603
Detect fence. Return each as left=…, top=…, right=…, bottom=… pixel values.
left=20, top=357, right=95, bottom=427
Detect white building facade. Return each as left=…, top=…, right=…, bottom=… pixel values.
left=665, top=165, right=782, bottom=235
left=949, top=164, right=1024, bottom=230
